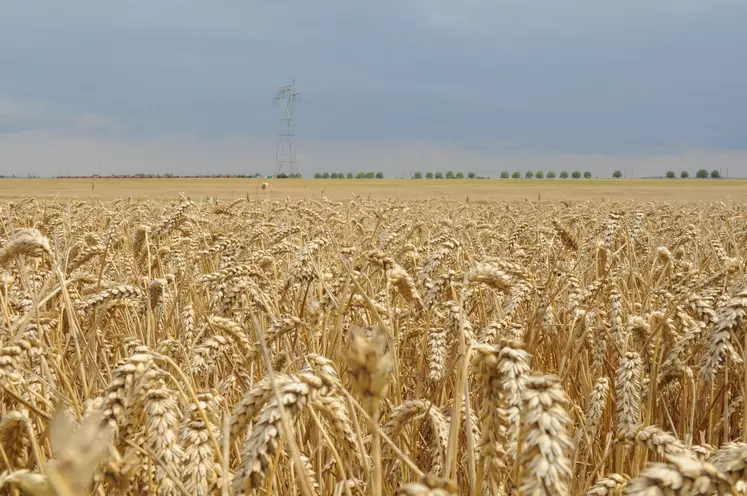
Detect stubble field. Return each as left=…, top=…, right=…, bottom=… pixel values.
left=2, top=177, right=747, bottom=201
left=2, top=186, right=747, bottom=495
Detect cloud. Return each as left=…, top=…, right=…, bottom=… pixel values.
left=0, top=95, right=125, bottom=135
left=3, top=127, right=746, bottom=178
left=0, top=0, right=746, bottom=175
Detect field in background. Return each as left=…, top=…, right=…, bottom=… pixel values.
left=1, top=177, right=747, bottom=201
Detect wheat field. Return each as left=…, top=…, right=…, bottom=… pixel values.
left=4, top=178, right=747, bottom=202
left=1, top=195, right=747, bottom=495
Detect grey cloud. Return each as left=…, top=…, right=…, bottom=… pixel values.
left=0, top=0, right=746, bottom=175
left=3, top=131, right=746, bottom=179
left=0, top=96, right=124, bottom=138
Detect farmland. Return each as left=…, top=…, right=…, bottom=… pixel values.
left=1, top=189, right=747, bottom=494
left=2, top=177, right=747, bottom=201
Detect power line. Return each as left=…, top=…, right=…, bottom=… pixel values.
left=273, top=80, right=301, bottom=177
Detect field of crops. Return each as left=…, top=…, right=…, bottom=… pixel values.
left=4, top=177, right=747, bottom=202
left=2, top=195, right=747, bottom=495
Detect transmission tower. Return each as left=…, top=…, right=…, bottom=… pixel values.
left=273, top=80, right=301, bottom=176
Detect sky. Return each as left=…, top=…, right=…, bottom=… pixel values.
left=1, top=1, right=746, bottom=178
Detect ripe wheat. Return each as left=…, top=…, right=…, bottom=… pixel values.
left=1, top=196, right=747, bottom=495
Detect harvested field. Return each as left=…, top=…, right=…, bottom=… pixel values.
left=2, top=177, right=747, bottom=201
left=1, top=195, right=747, bottom=494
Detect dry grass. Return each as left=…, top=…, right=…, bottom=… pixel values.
left=4, top=177, right=747, bottom=201
left=2, top=194, right=747, bottom=495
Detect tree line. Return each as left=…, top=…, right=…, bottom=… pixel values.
left=410, top=171, right=595, bottom=179
left=414, top=170, right=593, bottom=179
left=412, top=171, right=477, bottom=179
left=496, top=170, right=592, bottom=179
left=312, top=172, right=385, bottom=179
left=612, top=169, right=722, bottom=179
left=301, top=169, right=729, bottom=179
left=312, top=170, right=599, bottom=179
left=312, top=171, right=487, bottom=179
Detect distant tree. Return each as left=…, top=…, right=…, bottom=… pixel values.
left=426, top=172, right=434, bottom=179
left=375, top=172, right=384, bottom=179
left=435, top=172, right=444, bottom=179
left=455, top=172, right=464, bottom=179
left=330, top=172, right=338, bottom=179
left=612, top=170, right=622, bottom=178
left=413, top=171, right=423, bottom=179
left=666, top=171, right=675, bottom=179
left=546, top=170, right=556, bottom=178
left=680, top=171, right=689, bottom=178
left=468, top=172, right=476, bottom=178
left=584, top=171, right=592, bottom=178
left=322, top=172, right=330, bottom=179
left=560, top=170, right=569, bottom=179
left=525, top=171, right=534, bottom=179
left=500, top=171, right=510, bottom=179
left=445, top=170, right=455, bottom=179
left=337, top=173, right=344, bottom=179
left=356, top=172, right=366, bottom=179
left=696, top=169, right=709, bottom=178
left=366, top=172, right=375, bottom=179
left=347, top=172, right=354, bottom=178
left=511, top=171, right=521, bottom=179
left=278, top=173, right=289, bottom=178
left=535, top=170, right=544, bottom=179
left=572, top=170, right=581, bottom=179
left=711, top=170, right=721, bottom=178
left=314, top=173, right=322, bottom=179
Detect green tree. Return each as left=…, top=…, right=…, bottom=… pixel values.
left=680, top=171, right=689, bottom=179
left=426, top=172, right=434, bottom=179
left=612, top=170, right=622, bottom=178
left=330, top=172, right=338, bottom=179
left=455, top=172, right=464, bottom=179
left=356, top=172, right=366, bottom=179
left=525, top=171, right=534, bottom=179
left=535, top=170, right=544, bottom=179
left=366, top=172, right=375, bottom=179
left=435, top=172, right=444, bottom=179
left=711, top=170, right=721, bottom=178
left=666, top=171, right=675, bottom=178
left=511, top=171, right=521, bottom=179
left=413, top=171, right=423, bottom=179
left=584, top=171, right=592, bottom=179
left=314, top=173, right=322, bottom=179
left=696, top=169, right=708, bottom=178
left=338, top=173, right=344, bottom=179
left=546, top=170, right=556, bottom=178
left=445, top=170, right=455, bottom=179
left=572, top=170, right=581, bottom=179
left=375, top=172, right=384, bottom=179
left=500, top=171, right=510, bottom=179
left=560, top=170, right=569, bottom=179
left=468, top=172, right=476, bottom=178
left=322, top=172, right=330, bottom=179
left=347, top=172, right=354, bottom=178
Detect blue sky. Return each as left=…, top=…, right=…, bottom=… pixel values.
left=1, top=1, right=746, bottom=177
